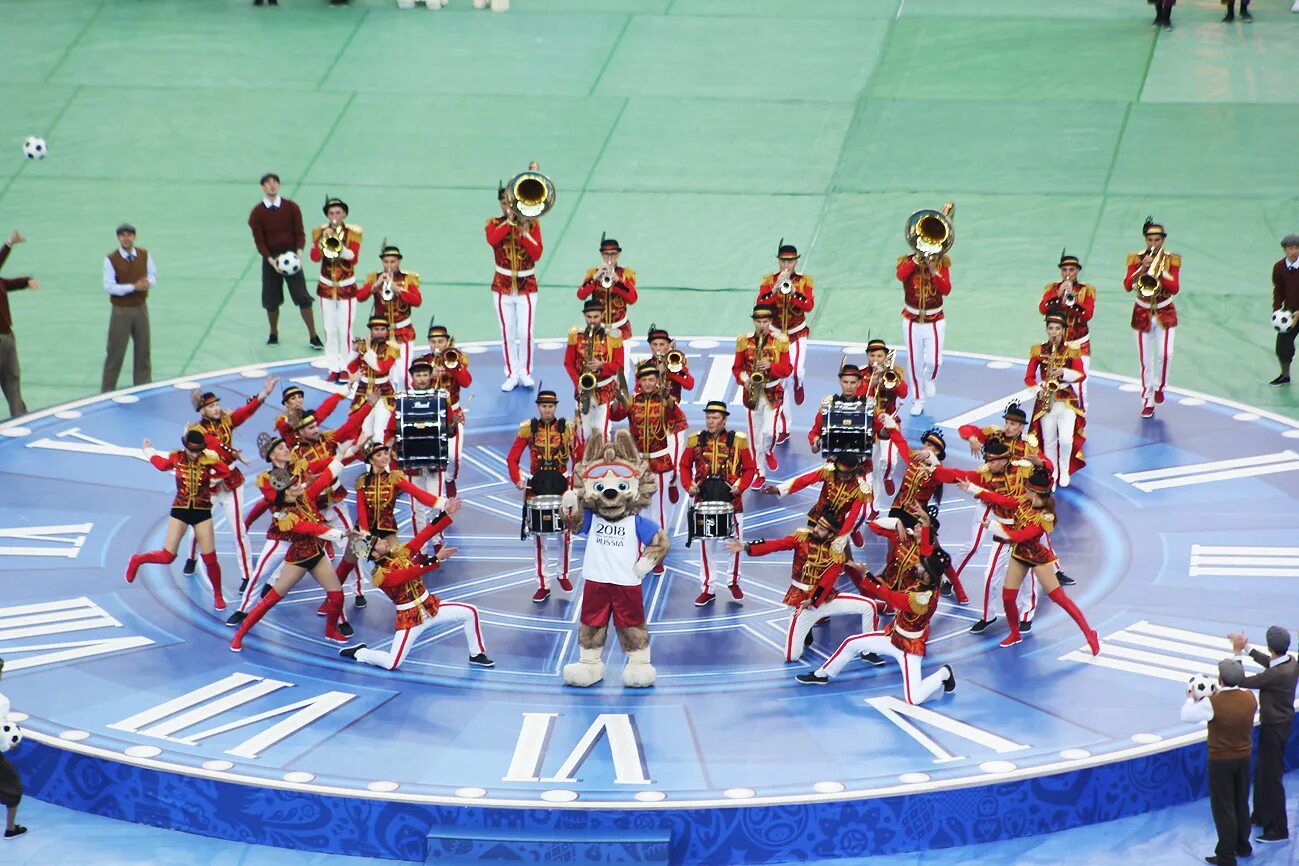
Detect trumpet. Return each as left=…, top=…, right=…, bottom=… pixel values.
left=777, top=278, right=793, bottom=295
left=441, top=348, right=461, bottom=370
left=321, top=224, right=345, bottom=260
left=378, top=271, right=395, bottom=302
left=598, top=264, right=616, bottom=289
left=665, top=349, right=685, bottom=373
left=1061, top=283, right=1078, bottom=307
left=1135, top=247, right=1167, bottom=301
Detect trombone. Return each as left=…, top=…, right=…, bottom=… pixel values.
left=1135, top=247, right=1167, bottom=302
left=441, top=347, right=462, bottom=370
left=321, top=223, right=345, bottom=260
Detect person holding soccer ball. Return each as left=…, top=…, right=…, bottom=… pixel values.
left=0, top=658, right=27, bottom=839
left=1269, top=233, right=1299, bottom=386
left=0, top=230, right=38, bottom=418
left=247, top=172, right=323, bottom=351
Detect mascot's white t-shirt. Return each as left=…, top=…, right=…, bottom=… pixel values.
left=578, top=512, right=659, bottom=587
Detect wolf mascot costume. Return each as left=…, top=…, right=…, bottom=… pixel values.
left=561, top=430, right=669, bottom=688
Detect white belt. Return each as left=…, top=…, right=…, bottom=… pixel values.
left=596, top=375, right=615, bottom=387
left=764, top=380, right=780, bottom=390
left=319, top=276, right=356, bottom=288
left=395, top=590, right=430, bottom=612
left=648, top=447, right=671, bottom=459
left=392, top=318, right=412, bottom=330
left=610, top=315, right=629, bottom=328
left=893, top=623, right=924, bottom=638
left=990, top=514, right=1012, bottom=525
left=496, top=266, right=536, bottom=278
left=789, top=580, right=817, bottom=592
left=784, top=322, right=808, bottom=336
left=905, top=304, right=942, bottom=317
left=1140, top=298, right=1174, bottom=310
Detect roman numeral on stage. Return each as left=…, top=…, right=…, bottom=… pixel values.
left=502, top=712, right=651, bottom=785
left=108, top=672, right=356, bottom=759
left=0, top=523, right=93, bottom=558
left=1189, top=545, right=1299, bottom=578
left=696, top=353, right=740, bottom=407
left=1059, top=620, right=1261, bottom=683
left=937, top=387, right=1039, bottom=431
left=26, top=427, right=147, bottom=461
left=865, top=696, right=1030, bottom=764
left=1116, top=451, right=1299, bottom=493
left=0, top=597, right=155, bottom=672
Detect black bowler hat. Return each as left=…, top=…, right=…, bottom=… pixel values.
left=635, top=361, right=659, bottom=379
left=777, top=238, right=799, bottom=260
left=751, top=304, right=774, bottom=319
left=1142, top=216, right=1166, bottom=238
left=982, top=438, right=1010, bottom=459
left=536, top=390, right=559, bottom=404
left=838, top=363, right=861, bottom=378
left=583, top=299, right=604, bottom=314
left=1003, top=403, right=1027, bottom=423
left=704, top=400, right=730, bottom=416
left=364, top=441, right=390, bottom=461
left=1058, top=250, right=1082, bottom=271
left=293, top=412, right=318, bottom=432
left=281, top=385, right=304, bottom=402
left=427, top=324, right=449, bottom=339
left=647, top=324, right=670, bottom=342
left=1045, top=313, right=1067, bottom=328
left=367, top=316, right=388, bottom=328
left=834, top=453, right=861, bottom=470
left=866, top=339, right=888, bottom=354
left=599, top=233, right=621, bottom=253
left=183, top=429, right=207, bottom=451
left=921, top=427, right=946, bottom=461
left=408, top=358, right=433, bottom=374
left=380, top=243, right=402, bottom=259
left=323, top=196, right=349, bottom=217
left=1027, top=467, right=1053, bottom=494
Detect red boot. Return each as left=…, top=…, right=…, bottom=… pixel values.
left=200, top=552, right=226, bottom=610
left=323, top=591, right=349, bottom=642
left=126, top=550, right=176, bottom=584
left=945, top=565, right=970, bottom=605
left=230, top=588, right=282, bottom=652
left=999, top=588, right=1022, bottom=647
left=1048, top=587, right=1100, bottom=655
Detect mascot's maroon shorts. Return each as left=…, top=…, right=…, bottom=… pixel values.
left=580, top=581, right=646, bottom=629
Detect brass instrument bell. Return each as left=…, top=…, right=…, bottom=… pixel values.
left=905, top=201, right=956, bottom=260
left=506, top=166, right=556, bottom=220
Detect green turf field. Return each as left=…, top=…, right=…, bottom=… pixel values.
left=2, top=0, right=1297, bottom=418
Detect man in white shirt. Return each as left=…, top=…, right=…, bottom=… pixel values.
left=101, top=224, right=155, bottom=392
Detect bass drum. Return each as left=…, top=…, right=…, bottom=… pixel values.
left=526, top=469, right=568, bottom=535
left=396, top=389, right=450, bottom=470
left=820, top=398, right=873, bottom=459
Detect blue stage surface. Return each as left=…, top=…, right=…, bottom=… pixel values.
left=1, top=338, right=1297, bottom=863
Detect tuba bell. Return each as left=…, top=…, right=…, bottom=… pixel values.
left=905, top=201, right=956, bottom=261
left=506, top=164, right=556, bottom=221
left=321, top=226, right=344, bottom=260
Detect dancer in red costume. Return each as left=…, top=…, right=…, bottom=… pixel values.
left=126, top=429, right=233, bottom=611
left=230, top=449, right=360, bottom=652
left=959, top=468, right=1100, bottom=654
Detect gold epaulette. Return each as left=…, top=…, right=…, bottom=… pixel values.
left=311, top=225, right=325, bottom=241
left=622, top=267, right=636, bottom=282
left=772, top=336, right=790, bottom=351
left=404, top=271, right=420, bottom=282
left=582, top=267, right=598, bottom=281
left=608, top=334, right=623, bottom=348
left=391, top=469, right=406, bottom=484
left=897, top=254, right=911, bottom=266
left=800, top=274, right=815, bottom=290
left=792, top=527, right=811, bottom=540
left=275, top=514, right=296, bottom=533
left=909, top=591, right=931, bottom=614
left=1029, top=343, right=1043, bottom=358
left=733, top=432, right=748, bottom=448
left=686, top=432, right=700, bottom=448
left=736, top=334, right=748, bottom=350
left=485, top=217, right=498, bottom=228
left=370, top=565, right=388, bottom=589
left=568, top=326, right=582, bottom=344
left=819, top=396, right=832, bottom=408
left=938, top=255, right=951, bottom=268
left=518, top=420, right=533, bottom=437
left=1165, top=253, right=1182, bottom=267
left=1042, top=282, right=1056, bottom=293
left=1125, top=253, right=1143, bottom=267
left=345, top=223, right=362, bottom=237
left=363, top=271, right=379, bottom=284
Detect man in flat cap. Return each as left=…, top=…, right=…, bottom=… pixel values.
left=1230, top=627, right=1297, bottom=844
left=1182, top=658, right=1258, bottom=865
left=101, top=223, right=155, bottom=392
left=1269, top=234, right=1299, bottom=386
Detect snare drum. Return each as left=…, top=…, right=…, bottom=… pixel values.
left=820, top=398, right=873, bottom=459
left=395, top=389, right=450, bottom=470
left=525, top=469, right=568, bottom=536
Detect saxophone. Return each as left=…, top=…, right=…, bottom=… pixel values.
left=742, top=332, right=768, bottom=411
left=577, top=325, right=601, bottom=414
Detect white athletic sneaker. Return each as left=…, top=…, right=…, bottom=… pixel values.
left=397, top=0, right=415, bottom=7
left=909, top=400, right=924, bottom=416
left=473, top=0, right=488, bottom=6
left=501, top=374, right=520, bottom=392
left=519, top=373, right=535, bottom=388
left=490, top=0, right=509, bottom=10
left=1293, top=0, right=1299, bottom=12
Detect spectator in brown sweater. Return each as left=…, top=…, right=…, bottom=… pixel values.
left=0, top=230, right=39, bottom=418
left=247, top=173, right=322, bottom=350
left=1231, top=627, right=1296, bottom=844
left=1270, top=233, right=1299, bottom=385
left=1182, top=659, right=1259, bottom=866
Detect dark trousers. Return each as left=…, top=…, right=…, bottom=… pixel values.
left=0, top=751, right=21, bottom=808
left=260, top=258, right=311, bottom=311
left=0, top=332, right=26, bottom=418
left=1224, top=0, right=1250, bottom=14
left=102, top=303, right=152, bottom=392
left=1253, top=721, right=1291, bottom=837
left=1209, top=756, right=1252, bottom=865
left=1278, top=326, right=1297, bottom=365
left=1153, top=2, right=1174, bottom=23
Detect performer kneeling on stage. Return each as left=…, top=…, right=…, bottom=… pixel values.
left=726, top=513, right=881, bottom=663
left=340, top=514, right=493, bottom=671
left=127, top=430, right=232, bottom=611
left=796, top=545, right=956, bottom=706
left=960, top=469, right=1100, bottom=654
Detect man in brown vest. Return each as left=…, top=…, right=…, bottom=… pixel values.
left=0, top=229, right=38, bottom=418
left=1182, top=658, right=1259, bottom=866
left=101, top=224, right=154, bottom=392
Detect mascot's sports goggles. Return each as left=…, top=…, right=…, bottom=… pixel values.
left=583, top=462, right=637, bottom=479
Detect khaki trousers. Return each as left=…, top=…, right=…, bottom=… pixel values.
left=102, top=303, right=152, bottom=392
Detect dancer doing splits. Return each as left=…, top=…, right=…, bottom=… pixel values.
left=126, top=429, right=232, bottom=611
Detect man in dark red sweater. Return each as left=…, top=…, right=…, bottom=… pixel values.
left=1270, top=234, right=1299, bottom=385
left=0, top=230, right=38, bottom=418
left=247, top=173, right=322, bottom=350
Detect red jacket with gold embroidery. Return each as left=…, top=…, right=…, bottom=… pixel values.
left=779, top=463, right=871, bottom=539
left=756, top=273, right=814, bottom=338
left=309, top=223, right=363, bottom=300
left=1038, top=280, right=1096, bottom=352
left=275, top=393, right=345, bottom=448
left=1122, top=250, right=1181, bottom=331
left=370, top=514, right=455, bottom=630
left=356, top=271, right=421, bottom=343
left=732, top=332, right=793, bottom=409
left=577, top=266, right=637, bottom=338
left=564, top=327, right=624, bottom=407
left=678, top=429, right=756, bottom=512
left=356, top=468, right=441, bottom=535
left=290, top=403, right=372, bottom=508
left=884, top=427, right=962, bottom=513
left=746, top=529, right=844, bottom=608
left=507, top=417, right=576, bottom=485
left=150, top=449, right=232, bottom=510
left=191, top=395, right=268, bottom=492
left=609, top=392, right=687, bottom=474
left=897, top=255, right=952, bottom=323
left=486, top=218, right=542, bottom=295
left=347, top=338, right=399, bottom=406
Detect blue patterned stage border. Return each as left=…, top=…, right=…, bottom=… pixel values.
left=14, top=728, right=1299, bottom=863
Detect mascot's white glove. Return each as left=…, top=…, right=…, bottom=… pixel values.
left=561, top=490, right=579, bottom=513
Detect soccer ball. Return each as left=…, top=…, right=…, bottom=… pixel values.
left=1187, top=674, right=1218, bottom=700
left=1272, top=308, right=1295, bottom=332
left=276, top=251, right=302, bottom=276
left=0, top=721, right=22, bottom=753
left=22, top=136, right=47, bottom=160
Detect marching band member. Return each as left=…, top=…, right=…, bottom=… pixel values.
left=229, top=455, right=359, bottom=652
left=610, top=362, right=688, bottom=535
left=679, top=401, right=756, bottom=605
left=309, top=197, right=362, bottom=382
left=1123, top=217, right=1180, bottom=418
left=1038, top=251, right=1095, bottom=406
left=346, top=316, right=398, bottom=446
left=507, top=389, right=577, bottom=601
left=762, top=452, right=871, bottom=551
left=645, top=324, right=695, bottom=402
left=960, top=469, right=1100, bottom=654
left=796, top=542, right=957, bottom=705
left=726, top=513, right=882, bottom=663
left=577, top=235, right=637, bottom=342
left=340, top=518, right=493, bottom=671
left=290, top=395, right=375, bottom=605
left=1026, top=314, right=1086, bottom=488
left=733, top=305, right=792, bottom=486
left=756, top=242, right=814, bottom=438
left=274, top=382, right=345, bottom=448
left=126, top=430, right=232, bottom=611
left=189, top=379, right=276, bottom=596
left=355, top=442, right=448, bottom=556
left=808, top=363, right=864, bottom=454
left=859, top=339, right=908, bottom=498
left=487, top=184, right=543, bottom=391
left=564, top=300, right=624, bottom=443
left=414, top=326, right=472, bottom=498
left=897, top=245, right=952, bottom=416
left=356, top=243, right=422, bottom=392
